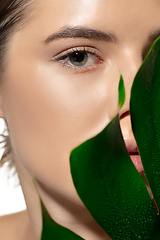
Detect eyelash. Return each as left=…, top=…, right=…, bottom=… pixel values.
left=52, top=46, right=103, bottom=73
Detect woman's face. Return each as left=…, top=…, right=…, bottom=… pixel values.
left=1, top=0, right=160, bottom=201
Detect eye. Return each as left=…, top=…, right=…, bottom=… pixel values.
left=52, top=46, right=103, bottom=73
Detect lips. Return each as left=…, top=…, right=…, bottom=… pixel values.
left=119, top=111, right=144, bottom=174
left=124, top=139, right=144, bottom=174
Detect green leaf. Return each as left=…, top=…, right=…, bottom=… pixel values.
left=119, top=75, right=125, bottom=109
left=130, top=37, right=160, bottom=235
left=70, top=114, right=157, bottom=239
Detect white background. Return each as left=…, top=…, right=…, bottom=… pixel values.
left=0, top=119, right=26, bottom=217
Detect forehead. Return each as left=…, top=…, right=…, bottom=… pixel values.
left=6, top=0, right=160, bottom=60
left=21, top=0, right=160, bottom=42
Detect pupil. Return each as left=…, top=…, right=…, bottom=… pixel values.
left=73, top=52, right=85, bottom=62
left=70, top=51, right=88, bottom=66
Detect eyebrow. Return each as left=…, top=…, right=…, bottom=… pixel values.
left=44, top=26, right=117, bottom=44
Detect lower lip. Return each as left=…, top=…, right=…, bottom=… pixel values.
left=130, top=155, right=144, bottom=174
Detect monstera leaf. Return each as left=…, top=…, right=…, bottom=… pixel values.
left=70, top=37, right=160, bottom=240
left=130, top=36, right=160, bottom=238
left=35, top=38, right=160, bottom=240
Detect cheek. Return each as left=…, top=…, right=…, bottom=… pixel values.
left=2, top=58, right=119, bottom=187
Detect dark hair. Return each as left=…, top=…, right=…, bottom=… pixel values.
left=0, top=0, right=34, bottom=184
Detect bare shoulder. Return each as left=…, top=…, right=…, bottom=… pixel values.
left=0, top=210, right=28, bottom=240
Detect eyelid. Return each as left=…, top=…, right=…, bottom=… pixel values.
left=51, top=46, right=103, bottom=73
left=52, top=46, right=100, bottom=59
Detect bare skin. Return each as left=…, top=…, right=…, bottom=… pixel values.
left=0, top=210, right=35, bottom=240
left=1, top=0, right=160, bottom=239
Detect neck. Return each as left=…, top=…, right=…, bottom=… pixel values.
left=15, top=155, right=110, bottom=240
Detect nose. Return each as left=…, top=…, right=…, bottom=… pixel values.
left=118, top=47, right=143, bottom=140
left=119, top=47, right=143, bottom=114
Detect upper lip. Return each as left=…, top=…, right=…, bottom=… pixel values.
left=119, top=110, right=130, bottom=120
